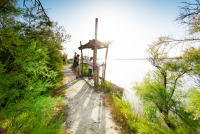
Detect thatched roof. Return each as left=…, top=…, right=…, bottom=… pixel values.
left=78, top=39, right=112, bottom=50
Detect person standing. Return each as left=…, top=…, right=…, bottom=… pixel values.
left=73, top=52, right=77, bottom=67
left=75, top=54, right=81, bottom=78
left=88, top=57, right=93, bottom=80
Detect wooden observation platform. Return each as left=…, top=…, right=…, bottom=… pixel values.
left=78, top=18, right=112, bottom=89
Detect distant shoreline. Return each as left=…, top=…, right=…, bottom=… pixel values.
left=97, top=57, right=181, bottom=60
left=97, top=58, right=147, bottom=60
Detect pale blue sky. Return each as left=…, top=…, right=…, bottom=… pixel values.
left=18, top=0, right=193, bottom=59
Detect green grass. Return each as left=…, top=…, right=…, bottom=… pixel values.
left=67, top=60, right=73, bottom=64
left=106, top=92, right=139, bottom=134
left=0, top=97, right=65, bottom=134
left=97, top=81, right=112, bottom=93
left=79, top=64, right=92, bottom=75
left=106, top=89, right=198, bottom=134
left=105, top=81, right=112, bottom=90
left=63, top=62, right=68, bottom=65
left=0, top=69, right=68, bottom=134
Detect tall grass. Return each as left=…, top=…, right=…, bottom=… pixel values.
left=106, top=89, right=199, bottom=134
left=0, top=97, right=65, bottom=134
left=106, top=92, right=139, bottom=134
left=98, top=81, right=112, bottom=93
left=0, top=68, right=68, bottom=134
left=79, top=64, right=90, bottom=75
left=67, top=60, right=73, bottom=64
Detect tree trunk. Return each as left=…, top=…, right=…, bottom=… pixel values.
left=163, top=111, right=176, bottom=129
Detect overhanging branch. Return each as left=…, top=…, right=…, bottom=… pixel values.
left=23, top=0, right=50, bottom=22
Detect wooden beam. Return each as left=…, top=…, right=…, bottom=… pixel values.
left=91, top=47, right=107, bottom=50
left=103, top=45, right=109, bottom=89
left=80, top=41, right=84, bottom=75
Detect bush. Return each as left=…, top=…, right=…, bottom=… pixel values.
left=108, top=92, right=139, bottom=134
left=0, top=97, right=64, bottom=134
left=79, top=64, right=90, bottom=75
left=0, top=1, right=70, bottom=133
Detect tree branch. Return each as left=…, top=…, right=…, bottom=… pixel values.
left=168, top=71, right=186, bottom=103
left=3, top=66, right=17, bottom=78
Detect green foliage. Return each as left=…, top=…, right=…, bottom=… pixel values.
left=133, top=37, right=200, bottom=132
left=110, top=90, right=198, bottom=134
left=186, top=87, right=200, bottom=119
left=104, top=81, right=112, bottom=90
left=67, top=60, right=73, bottom=64
left=181, top=47, right=200, bottom=120
left=1, top=97, right=64, bottom=134
left=97, top=81, right=112, bottom=93
left=143, top=104, right=157, bottom=122
left=79, top=64, right=89, bottom=74
left=0, top=0, right=70, bottom=133
left=110, top=92, right=139, bottom=133
left=62, top=53, right=68, bottom=65
left=183, top=47, right=200, bottom=78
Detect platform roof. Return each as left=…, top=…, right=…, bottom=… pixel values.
left=78, top=39, right=112, bottom=50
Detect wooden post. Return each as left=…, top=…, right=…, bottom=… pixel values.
left=101, top=62, right=104, bottom=88
left=94, top=18, right=98, bottom=88
left=80, top=41, right=84, bottom=75
left=103, top=44, right=109, bottom=89
left=93, top=49, right=95, bottom=78
left=97, top=66, right=99, bottom=89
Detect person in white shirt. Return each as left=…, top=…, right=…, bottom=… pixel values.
left=88, top=57, right=93, bottom=80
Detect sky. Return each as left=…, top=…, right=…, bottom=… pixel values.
left=18, top=0, right=194, bottom=59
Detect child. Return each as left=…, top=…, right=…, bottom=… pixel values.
left=88, top=57, right=93, bottom=80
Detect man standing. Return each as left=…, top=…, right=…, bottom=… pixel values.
left=75, top=54, right=81, bottom=78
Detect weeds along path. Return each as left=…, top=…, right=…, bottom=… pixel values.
left=62, top=65, right=120, bottom=134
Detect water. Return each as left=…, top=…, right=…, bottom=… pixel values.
left=98, top=60, right=199, bottom=113
left=96, top=60, right=153, bottom=113
left=103, top=60, right=153, bottom=89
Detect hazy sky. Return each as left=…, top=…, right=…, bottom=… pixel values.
left=19, top=0, right=193, bottom=59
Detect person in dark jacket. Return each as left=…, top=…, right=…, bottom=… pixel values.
left=73, top=52, right=77, bottom=67
left=75, top=54, right=81, bottom=78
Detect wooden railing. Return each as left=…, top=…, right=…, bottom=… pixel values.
left=80, top=62, right=106, bottom=88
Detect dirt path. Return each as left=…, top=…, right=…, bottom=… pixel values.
left=62, top=65, right=120, bottom=134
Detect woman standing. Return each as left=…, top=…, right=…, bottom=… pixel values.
left=75, top=54, right=82, bottom=78
left=73, top=52, right=77, bottom=67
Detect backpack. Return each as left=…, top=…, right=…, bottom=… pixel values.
left=73, top=60, right=78, bottom=67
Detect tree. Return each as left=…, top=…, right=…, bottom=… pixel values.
left=0, top=0, right=69, bottom=133
left=165, top=0, right=200, bottom=121
left=134, top=36, right=199, bottom=132
left=176, top=0, right=200, bottom=34
left=181, top=46, right=200, bottom=120
left=133, top=0, right=200, bottom=133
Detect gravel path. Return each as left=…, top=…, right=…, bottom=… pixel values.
left=62, top=65, right=120, bottom=134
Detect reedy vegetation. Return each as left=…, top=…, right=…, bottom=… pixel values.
left=0, top=0, right=70, bottom=133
